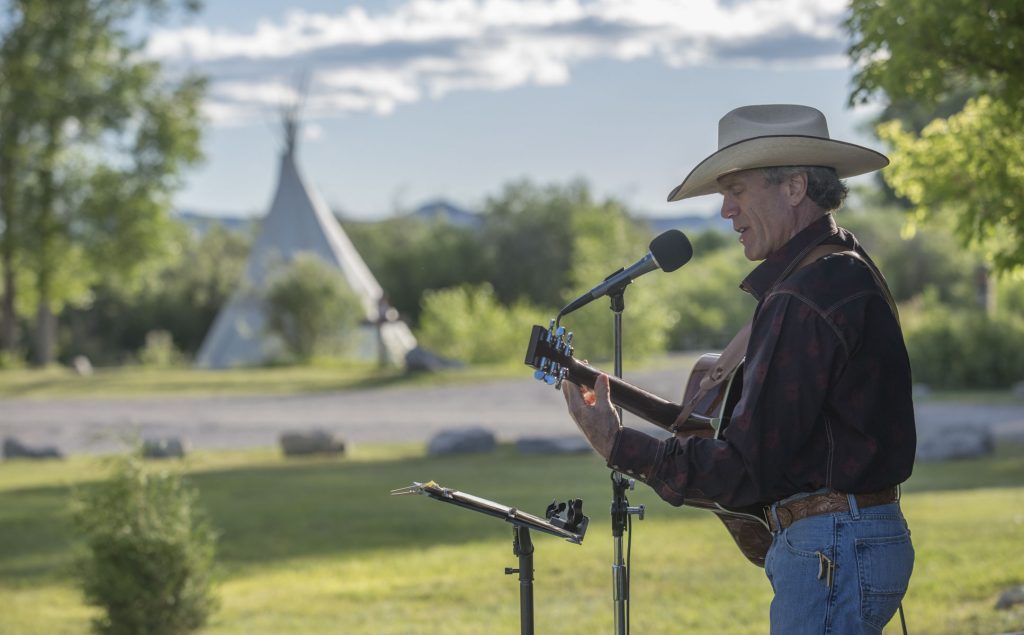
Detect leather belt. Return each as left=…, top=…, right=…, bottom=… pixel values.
left=766, top=487, right=899, bottom=532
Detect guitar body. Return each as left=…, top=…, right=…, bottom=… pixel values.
left=525, top=325, right=773, bottom=567
left=678, top=354, right=772, bottom=567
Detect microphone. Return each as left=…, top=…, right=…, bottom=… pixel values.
left=558, top=229, right=693, bottom=318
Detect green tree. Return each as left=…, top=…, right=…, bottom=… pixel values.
left=60, top=222, right=252, bottom=364
left=0, top=0, right=205, bottom=365
left=480, top=180, right=587, bottom=308
left=345, top=215, right=489, bottom=326
left=846, top=0, right=1024, bottom=271
left=264, top=253, right=365, bottom=362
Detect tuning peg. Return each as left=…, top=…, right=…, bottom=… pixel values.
left=554, top=367, right=568, bottom=390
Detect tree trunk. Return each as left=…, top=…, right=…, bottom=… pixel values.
left=33, top=302, right=55, bottom=367
left=32, top=119, right=60, bottom=366
left=0, top=153, right=17, bottom=353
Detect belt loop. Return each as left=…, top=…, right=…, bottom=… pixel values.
left=847, top=492, right=861, bottom=519
left=769, top=502, right=783, bottom=534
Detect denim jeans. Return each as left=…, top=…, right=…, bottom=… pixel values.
left=764, top=497, right=913, bottom=634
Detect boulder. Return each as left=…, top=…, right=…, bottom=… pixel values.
left=142, top=437, right=188, bottom=459
left=517, top=435, right=592, bottom=455
left=427, top=427, right=495, bottom=456
left=279, top=430, right=346, bottom=457
left=995, top=585, right=1024, bottom=610
left=2, top=437, right=63, bottom=460
left=916, top=425, right=994, bottom=462
left=72, top=355, right=93, bottom=377
left=405, top=346, right=464, bottom=373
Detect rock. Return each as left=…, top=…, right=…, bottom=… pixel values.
left=142, top=437, right=188, bottom=459
left=517, top=435, right=592, bottom=455
left=916, top=425, right=995, bottom=462
left=2, top=437, right=62, bottom=460
left=72, top=355, right=93, bottom=377
left=279, top=430, right=346, bottom=457
left=405, top=346, right=464, bottom=373
left=996, top=585, right=1024, bottom=610
left=427, top=427, right=496, bottom=456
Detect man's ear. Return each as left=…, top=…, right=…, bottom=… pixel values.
left=786, top=171, right=809, bottom=206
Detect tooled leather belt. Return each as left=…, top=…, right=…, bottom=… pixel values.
left=766, top=487, right=899, bottom=532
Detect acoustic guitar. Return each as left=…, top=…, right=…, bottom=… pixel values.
left=524, top=322, right=773, bottom=567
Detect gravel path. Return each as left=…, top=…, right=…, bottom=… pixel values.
left=2, top=362, right=1023, bottom=456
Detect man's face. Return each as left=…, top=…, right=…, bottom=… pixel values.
left=717, top=169, right=799, bottom=261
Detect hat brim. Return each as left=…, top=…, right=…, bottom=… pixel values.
left=667, top=135, right=889, bottom=202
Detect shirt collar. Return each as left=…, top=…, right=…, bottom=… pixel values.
left=740, top=213, right=840, bottom=300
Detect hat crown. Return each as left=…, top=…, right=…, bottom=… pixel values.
left=718, top=104, right=830, bottom=150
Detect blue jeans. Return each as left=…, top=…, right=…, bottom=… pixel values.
left=765, top=497, right=913, bottom=634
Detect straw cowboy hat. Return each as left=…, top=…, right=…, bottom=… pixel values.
left=667, top=104, right=889, bottom=202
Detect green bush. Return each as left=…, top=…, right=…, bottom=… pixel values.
left=264, top=253, right=365, bottom=362
left=904, top=301, right=1024, bottom=389
left=660, top=247, right=757, bottom=351
left=72, top=451, right=218, bottom=635
left=416, top=283, right=550, bottom=364
left=137, top=330, right=185, bottom=367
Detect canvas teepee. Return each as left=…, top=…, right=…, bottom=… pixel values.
left=195, top=116, right=416, bottom=368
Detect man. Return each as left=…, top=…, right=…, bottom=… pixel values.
left=563, top=104, right=916, bottom=634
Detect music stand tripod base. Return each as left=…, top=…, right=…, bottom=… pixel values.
left=391, top=481, right=589, bottom=635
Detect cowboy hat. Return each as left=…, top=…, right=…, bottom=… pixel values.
left=667, top=104, right=889, bottom=202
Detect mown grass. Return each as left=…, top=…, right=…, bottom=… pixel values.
left=0, top=352, right=705, bottom=400
left=0, top=442, right=1022, bottom=634
left=0, top=362, right=531, bottom=399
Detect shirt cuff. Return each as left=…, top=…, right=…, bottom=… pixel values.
left=606, top=427, right=664, bottom=483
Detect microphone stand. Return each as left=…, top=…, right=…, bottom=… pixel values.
left=608, top=288, right=645, bottom=635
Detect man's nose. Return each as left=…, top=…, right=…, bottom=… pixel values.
left=720, top=195, right=737, bottom=219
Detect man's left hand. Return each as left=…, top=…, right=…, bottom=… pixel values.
left=562, top=373, right=620, bottom=459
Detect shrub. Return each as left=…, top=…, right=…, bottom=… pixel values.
left=264, top=253, right=365, bottom=361
left=137, top=330, right=185, bottom=368
left=72, top=451, right=218, bottom=635
left=903, top=301, right=1024, bottom=389
left=416, top=283, right=549, bottom=364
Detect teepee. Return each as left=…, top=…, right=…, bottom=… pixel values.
left=195, top=114, right=416, bottom=368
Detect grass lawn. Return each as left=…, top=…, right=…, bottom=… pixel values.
left=0, top=442, right=1022, bottom=634
left=0, top=362, right=530, bottom=399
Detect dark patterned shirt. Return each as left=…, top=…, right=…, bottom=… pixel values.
left=607, top=214, right=916, bottom=507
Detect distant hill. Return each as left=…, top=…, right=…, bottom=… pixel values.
left=175, top=210, right=254, bottom=235
left=408, top=199, right=483, bottom=229
left=175, top=200, right=729, bottom=237
left=641, top=213, right=729, bottom=235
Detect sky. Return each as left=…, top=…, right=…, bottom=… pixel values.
left=150, top=0, right=885, bottom=220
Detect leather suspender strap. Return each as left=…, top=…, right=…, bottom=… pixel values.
left=674, top=244, right=849, bottom=426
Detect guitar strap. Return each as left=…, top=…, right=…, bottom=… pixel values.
left=673, top=242, right=899, bottom=429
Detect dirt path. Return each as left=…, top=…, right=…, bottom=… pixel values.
left=2, top=364, right=1023, bottom=456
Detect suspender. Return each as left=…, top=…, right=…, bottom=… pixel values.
left=674, top=243, right=899, bottom=426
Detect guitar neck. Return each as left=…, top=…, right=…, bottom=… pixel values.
left=564, top=359, right=682, bottom=430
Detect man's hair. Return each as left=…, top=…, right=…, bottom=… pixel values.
left=760, top=166, right=849, bottom=211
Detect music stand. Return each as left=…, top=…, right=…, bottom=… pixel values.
left=391, top=481, right=589, bottom=635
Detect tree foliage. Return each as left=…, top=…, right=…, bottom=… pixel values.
left=344, top=216, right=489, bottom=326
left=0, top=0, right=205, bottom=364
left=60, top=223, right=252, bottom=365
left=847, top=0, right=1024, bottom=271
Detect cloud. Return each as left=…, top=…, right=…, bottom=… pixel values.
left=149, top=0, right=851, bottom=126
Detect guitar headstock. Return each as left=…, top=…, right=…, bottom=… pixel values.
left=524, top=321, right=574, bottom=389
